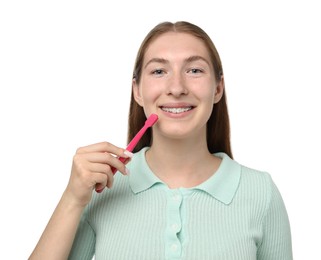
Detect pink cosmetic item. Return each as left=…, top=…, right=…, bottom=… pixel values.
left=116, top=113, right=159, bottom=165
left=96, top=113, right=158, bottom=192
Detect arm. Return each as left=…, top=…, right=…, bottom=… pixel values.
left=29, top=191, right=85, bottom=260
left=257, top=177, right=293, bottom=260
left=29, top=142, right=132, bottom=260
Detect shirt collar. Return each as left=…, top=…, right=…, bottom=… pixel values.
left=128, top=147, right=162, bottom=194
left=128, top=147, right=241, bottom=205
left=195, top=152, right=241, bottom=204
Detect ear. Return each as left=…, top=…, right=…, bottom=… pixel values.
left=213, top=75, right=225, bottom=104
left=132, top=78, right=144, bottom=107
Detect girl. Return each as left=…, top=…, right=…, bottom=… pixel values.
left=30, top=21, right=292, bottom=260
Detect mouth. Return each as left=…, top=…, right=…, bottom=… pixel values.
left=160, top=105, right=195, bottom=114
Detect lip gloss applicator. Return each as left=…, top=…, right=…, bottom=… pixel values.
left=95, top=113, right=158, bottom=193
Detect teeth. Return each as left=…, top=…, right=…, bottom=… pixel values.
left=161, top=107, right=192, bottom=114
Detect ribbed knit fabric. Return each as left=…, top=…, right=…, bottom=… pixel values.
left=68, top=148, right=292, bottom=260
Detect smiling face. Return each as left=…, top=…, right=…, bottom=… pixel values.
left=133, top=32, right=224, bottom=140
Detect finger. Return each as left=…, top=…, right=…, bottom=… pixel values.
left=87, top=163, right=112, bottom=174
left=109, top=158, right=129, bottom=176
left=112, top=151, right=133, bottom=173
left=84, top=152, right=118, bottom=164
left=94, top=173, right=108, bottom=193
left=95, top=171, right=114, bottom=192
left=86, top=154, right=129, bottom=176
left=105, top=170, right=114, bottom=188
left=76, top=142, right=128, bottom=157
left=76, top=150, right=129, bottom=164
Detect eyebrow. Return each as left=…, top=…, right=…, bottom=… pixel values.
left=185, top=55, right=211, bottom=66
left=144, top=58, right=169, bottom=68
left=144, top=55, right=210, bottom=68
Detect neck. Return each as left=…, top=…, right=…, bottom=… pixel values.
left=145, top=134, right=221, bottom=188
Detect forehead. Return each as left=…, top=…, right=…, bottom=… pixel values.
left=144, top=32, right=210, bottom=62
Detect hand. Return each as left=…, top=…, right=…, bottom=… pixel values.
left=65, top=141, right=132, bottom=207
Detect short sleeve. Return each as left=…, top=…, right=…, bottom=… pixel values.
left=68, top=207, right=95, bottom=260
left=257, top=176, right=293, bottom=260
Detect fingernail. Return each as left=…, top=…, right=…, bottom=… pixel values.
left=125, top=167, right=130, bottom=175
left=124, top=150, right=134, bottom=158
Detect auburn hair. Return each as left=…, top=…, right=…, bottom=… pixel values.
left=128, top=21, right=233, bottom=158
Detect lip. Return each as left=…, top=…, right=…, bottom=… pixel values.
left=160, top=102, right=195, bottom=108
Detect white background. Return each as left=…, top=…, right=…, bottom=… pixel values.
left=1, top=0, right=320, bottom=259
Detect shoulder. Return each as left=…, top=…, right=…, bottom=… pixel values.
left=238, top=164, right=274, bottom=199
left=215, top=152, right=274, bottom=200
left=240, top=164, right=273, bottom=190
left=237, top=164, right=286, bottom=215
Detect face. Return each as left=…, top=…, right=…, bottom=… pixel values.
left=133, top=32, right=224, bottom=140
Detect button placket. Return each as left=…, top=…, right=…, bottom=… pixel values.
left=165, top=190, right=183, bottom=259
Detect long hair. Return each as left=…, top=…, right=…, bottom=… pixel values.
left=128, top=21, right=233, bottom=158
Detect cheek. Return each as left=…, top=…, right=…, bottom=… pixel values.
left=198, top=88, right=216, bottom=117
left=140, top=88, right=158, bottom=103
left=140, top=80, right=163, bottom=103
left=196, top=85, right=216, bottom=103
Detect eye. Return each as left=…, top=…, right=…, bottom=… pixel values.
left=151, top=69, right=166, bottom=77
left=187, top=68, right=204, bottom=74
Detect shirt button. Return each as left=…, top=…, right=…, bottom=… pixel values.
left=171, top=223, right=179, bottom=231
left=172, top=194, right=181, bottom=201
left=170, top=243, right=178, bottom=251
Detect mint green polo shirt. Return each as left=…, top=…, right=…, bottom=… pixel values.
left=69, top=147, right=292, bottom=260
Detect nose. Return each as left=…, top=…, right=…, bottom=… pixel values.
left=166, top=72, right=188, bottom=97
